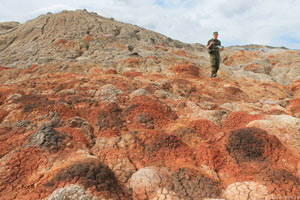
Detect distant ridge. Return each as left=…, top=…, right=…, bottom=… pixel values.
left=0, top=9, right=192, bottom=68
left=227, top=44, right=288, bottom=51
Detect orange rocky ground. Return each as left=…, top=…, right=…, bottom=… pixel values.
left=1, top=10, right=300, bottom=200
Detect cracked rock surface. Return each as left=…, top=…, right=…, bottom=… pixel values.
left=224, top=181, right=270, bottom=200
left=45, top=184, right=99, bottom=200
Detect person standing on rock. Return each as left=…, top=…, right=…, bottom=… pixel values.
left=207, top=32, right=224, bottom=78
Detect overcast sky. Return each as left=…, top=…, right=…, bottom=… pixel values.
left=0, top=0, right=299, bottom=49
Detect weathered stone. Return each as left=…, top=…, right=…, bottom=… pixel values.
left=224, top=182, right=270, bottom=200
left=95, top=84, right=124, bottom=103
left=46, top=184, right=99, bottom=200
left=247, top=115, right=300, bottom=154
left=0, top=9, right=300, bottom=200
left=26, top=126, right=69, bottom=152
left=226, top=127, right=280, bottom=163
left=168, top=168, right=222, bottom=199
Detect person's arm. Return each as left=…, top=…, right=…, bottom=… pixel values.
left=207, top=40, right=213, bottom=50
left=220, top=42, right=224, bottom=51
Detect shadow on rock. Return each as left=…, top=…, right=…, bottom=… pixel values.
left=47, top=159, right=127, bottom=198
left=167, top=168, right=222, bottom=199
left=226, top=127, right=281, bottom=163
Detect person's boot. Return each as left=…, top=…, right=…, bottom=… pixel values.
left=210, top=73, right=217, bottom=78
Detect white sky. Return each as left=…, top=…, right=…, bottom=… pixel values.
left=0, top=0, right=299, bottom=49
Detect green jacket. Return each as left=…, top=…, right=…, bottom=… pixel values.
left=207, top=39, right=221, bottom=55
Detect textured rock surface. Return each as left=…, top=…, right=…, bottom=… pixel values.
left=0, top=9, right=300, bottom=200
left=0, top=22, right=19, bottom=33
left=129, top=167, right=167, bottom=199
left=224, top=181, right=270, bottom=200
left=45, top=184, right=99, bottom=200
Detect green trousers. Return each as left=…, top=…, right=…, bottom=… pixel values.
left=210, top=53, right=220, bottom=75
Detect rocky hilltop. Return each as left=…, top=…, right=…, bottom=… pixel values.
left=0, top=9, right=300, bottom=200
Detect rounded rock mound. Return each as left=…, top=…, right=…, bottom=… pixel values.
left=226, top=127, right=281, bottom=163
left=0, top=9, right=190, bottom=68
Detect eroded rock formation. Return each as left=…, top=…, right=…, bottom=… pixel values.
left=0, top=9, right=300, bottom=200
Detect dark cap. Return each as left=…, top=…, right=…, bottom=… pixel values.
left=213, top=32, right=218, bottom=35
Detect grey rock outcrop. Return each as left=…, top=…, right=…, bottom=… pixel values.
left=0, top=10, right=192, bottom=68
left=0, top=21, right=19, bottom=33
